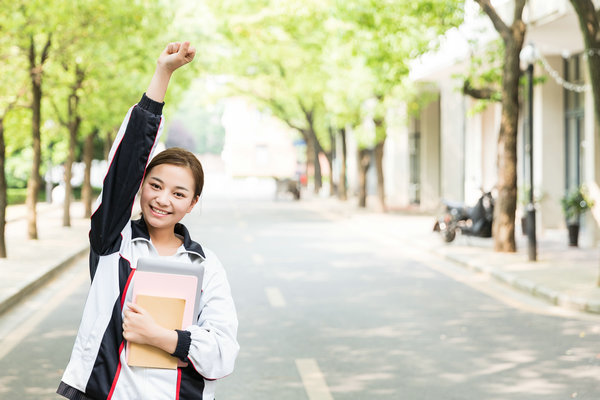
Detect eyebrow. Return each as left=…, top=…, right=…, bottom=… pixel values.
left=148, top=176, right=191, bottom=192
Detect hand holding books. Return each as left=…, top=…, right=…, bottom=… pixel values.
left=123, top=301, right=179, bottom=354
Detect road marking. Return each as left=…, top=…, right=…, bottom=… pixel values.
left=265, top=287, right=286, bottom=308
left=295, top=358, right=334, bottom=400
left=0, top=265, right=88, bottom=360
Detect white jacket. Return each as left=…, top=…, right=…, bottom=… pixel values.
left=57, top=94, right=239, bottom=400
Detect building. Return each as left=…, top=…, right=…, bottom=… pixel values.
left=221, top=98, right=299, bottom=179
left=386, top=0, right=600, bottom=246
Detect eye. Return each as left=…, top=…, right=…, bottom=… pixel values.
left=174, top=192, right=185, bottom=198
left=150, top=182, right=161, bottom=190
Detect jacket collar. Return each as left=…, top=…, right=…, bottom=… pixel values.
left=131, top=218, right=206, bottom=259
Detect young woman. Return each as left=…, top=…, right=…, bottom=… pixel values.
left=57, top=42, right=239, bottom=400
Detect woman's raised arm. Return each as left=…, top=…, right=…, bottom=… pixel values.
left=146, top=41, right=196, bottom=103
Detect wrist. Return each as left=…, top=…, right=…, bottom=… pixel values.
left=146, top=66, right=173, bottom=103
left=149, top=326, right=178, bottom=354
left=155, top=61, right=175, bottom=76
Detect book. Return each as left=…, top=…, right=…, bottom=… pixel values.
left=125, top=258, right=204, bottom=369
left=127, top=294, right=186, bottom=369
left=135, top=257, right=204, bottom=322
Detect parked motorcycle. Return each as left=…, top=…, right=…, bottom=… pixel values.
left=433, top=192, right=494, bottom=243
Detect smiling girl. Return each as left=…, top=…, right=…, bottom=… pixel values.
left=57, top=42, right=239, bottom=400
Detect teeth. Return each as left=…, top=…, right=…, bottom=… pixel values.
left=152, top=207, right=168, bottom=215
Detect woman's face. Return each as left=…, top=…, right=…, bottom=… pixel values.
left=140, top=163, right=198, bottom=231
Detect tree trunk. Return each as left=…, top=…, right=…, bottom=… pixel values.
left=300, top=106, right=327, bottom=194
left=374, top=137, right=387, bottom=212
left=475, top=0, right=526, bottom=252
left=570, top=0, right=600, bottom=129
left=63, top=122, right=77, bottom=227
left=63, top=66, right=84, bottom=227
left=338, top=128, right=347, bottom=201
left=0, top=119, right=7, bottom=257
left=357, top=148, right=371, bottom=208
left=26, top=34, right=51, bottom=240
left=326, top=127, right=335, bottom=196
left=373, top=118, right=387, bottom=212
left=27, top=44, right=41, bottom=239
left=569, top=0, right=600, bottom=286
left=326, top=150, right=335, bottom=197
left=104, top=129, right=113, bottom=159
left=82, top=130, right=96, bottom=218
left=302, top=132, right=315, bottom=192
left=313, top=138, right=322, bottom=194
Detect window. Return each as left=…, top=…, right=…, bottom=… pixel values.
left=564, top=54, right=584, bottom=192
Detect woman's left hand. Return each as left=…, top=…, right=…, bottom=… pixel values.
left=123, top=302, right=160, bottom=345
left=123, top=302, right=178, bottom=354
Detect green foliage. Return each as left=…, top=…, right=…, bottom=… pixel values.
left=5, top=186, right=101, bottom=205
left=1, top=0, right=466, bottom=186
left=455, top=38, right=503, bottom=114
left=202, top=0, right=463, bottom=153
left=6, top=188, right=44, bottom=205
left=0, top=0, right=204, bottom=186
left=561, top=185, right=594, bottom=221
left=5, top=149, right=31, bottom=188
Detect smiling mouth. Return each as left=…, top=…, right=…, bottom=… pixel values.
left=150, top=206, right=171, bottom=216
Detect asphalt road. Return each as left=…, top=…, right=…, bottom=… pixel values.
left=1, top=192, right=600, bottom=399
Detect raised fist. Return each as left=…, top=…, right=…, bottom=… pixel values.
left=157, top=41, right=196, bottom=72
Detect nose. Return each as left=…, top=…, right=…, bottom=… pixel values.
left=155, top=190, right=170, bottom=206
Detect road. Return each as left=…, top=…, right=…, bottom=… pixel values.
left=1, top=190, right=600, bottom=399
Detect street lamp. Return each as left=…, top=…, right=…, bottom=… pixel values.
left=519, top=43, right=537, bottom=261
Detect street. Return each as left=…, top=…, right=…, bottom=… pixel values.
left=1, top=188, right=600, bottom=399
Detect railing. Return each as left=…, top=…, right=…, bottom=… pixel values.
left=491, top=0, right=570, bottom=25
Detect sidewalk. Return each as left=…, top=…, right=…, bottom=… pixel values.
left=0, top=202, right=89, bottom=315
left=3, top=193, right=600, bottom=317
left=304, top=194, right=600, bottom=315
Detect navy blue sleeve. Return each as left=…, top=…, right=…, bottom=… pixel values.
left=171, top=329, right=192, bottom=361
left=89, top=94, right=164, bottom=256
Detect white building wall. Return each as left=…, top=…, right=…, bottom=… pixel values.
left=483, top=104, right=501, bottom=193
left=439, top=80, right=466, bottom=202
left=531, top=55, right=565, bottom=231
left=384, top=105, right=410, bottom=207
left=420, top=97, right=441, bottom=210
left=221, top=98, right=297, bottom=178
left=464, top=98, right=484, bottom=204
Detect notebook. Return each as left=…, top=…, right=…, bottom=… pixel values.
left=127, top=295, right=185, bottom=369
left=125, top=257, right=205, bottom=368
left=135, top=257, right=205, bottom=322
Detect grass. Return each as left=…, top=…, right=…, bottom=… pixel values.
left=6, top=187, right=101, bottom=205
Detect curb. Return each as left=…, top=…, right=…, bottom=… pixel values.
left=436, top=250, right=600, bottom=315
left=0, top=245, right=89, bottom=316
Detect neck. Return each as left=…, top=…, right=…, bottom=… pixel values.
left=147, top=225, right=178, bottom=247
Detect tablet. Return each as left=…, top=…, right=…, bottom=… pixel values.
left=135, top=257, right=205, bottom=322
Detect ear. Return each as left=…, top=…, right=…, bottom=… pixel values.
left=186, top=195, right=199, bottom=213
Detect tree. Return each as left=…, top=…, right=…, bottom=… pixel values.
left=468, top=0, right=527, bottom=252
left=7, top=0, right=65, bottom=239
left=48, top=0, right=172, bottom=225
left=0, top=89, right=27, bottom=258
left=206, top=0, right=463, bottom=203
left=570, top=1, right=600, bottom=140
left=334, top=0, right=464, bottom=210
left=0, top=0, right=30, bottom=256
left=43, top=0, right=181, bottom=223
left=26, top=34, right=52, bottom=239
left=205, top=0, right=336, bottom=193
left=52, top=63, right=84, bottom=227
